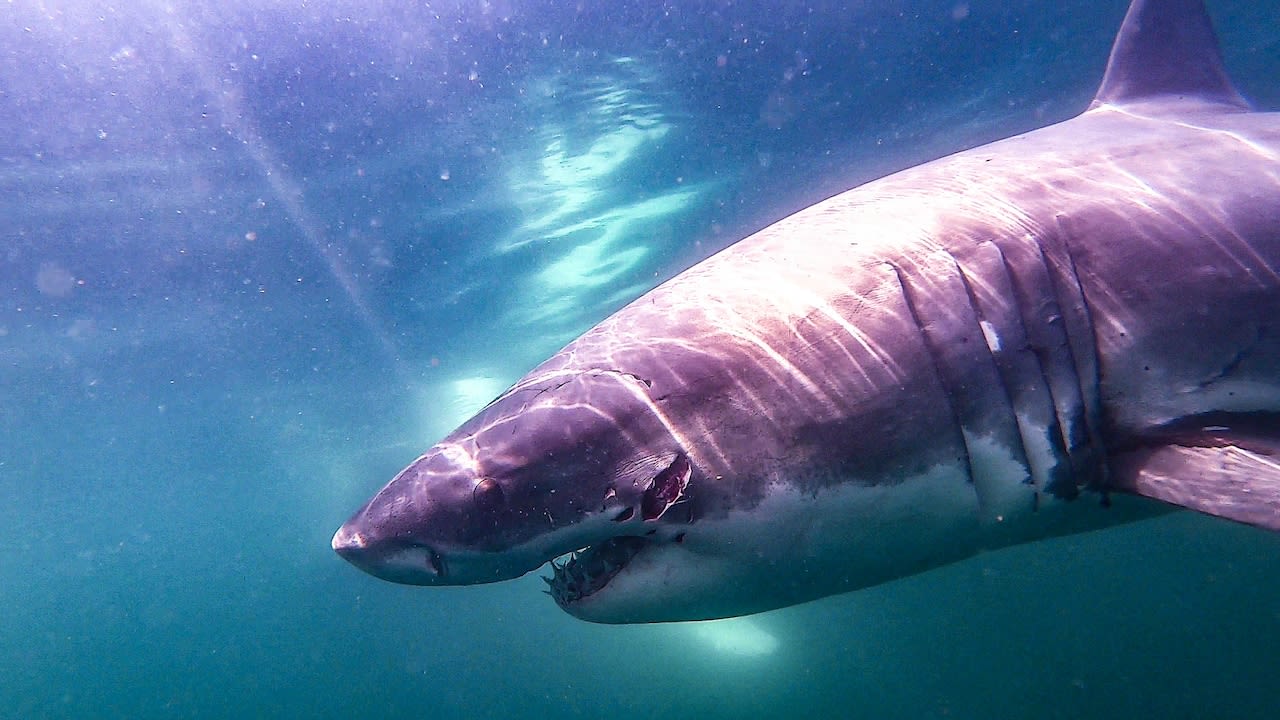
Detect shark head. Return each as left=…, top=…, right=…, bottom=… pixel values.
left=332, top=368, right=747, bottom=622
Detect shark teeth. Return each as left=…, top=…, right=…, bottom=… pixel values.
left=544, top=536, right=647, bottom=607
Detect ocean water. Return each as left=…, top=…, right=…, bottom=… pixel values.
left=3, top=1, right=1280, bottom=718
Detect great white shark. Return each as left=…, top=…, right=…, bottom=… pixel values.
left=333, top=0, right=1280, bottom=623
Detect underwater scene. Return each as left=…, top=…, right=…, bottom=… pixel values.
left=4, top=0, right=1280, bottom=718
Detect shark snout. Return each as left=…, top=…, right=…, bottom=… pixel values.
left=331, top=518, right=447, bottom=585
left=330, top=522, right=369, bottom=559
left=330, top=520, right=387, bottom=575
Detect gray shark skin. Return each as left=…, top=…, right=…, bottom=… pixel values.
left=333, top=0, right=1280, bottom=623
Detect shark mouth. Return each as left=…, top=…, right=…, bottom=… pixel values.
left=543, top=453, right=693, bottom=606
left=544, top=536, right=649, bottom=606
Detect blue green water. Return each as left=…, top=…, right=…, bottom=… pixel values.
left=3, top=1, right=1279, bottom=718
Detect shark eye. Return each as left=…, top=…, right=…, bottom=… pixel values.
left=473, top=477, right=505, bottom=512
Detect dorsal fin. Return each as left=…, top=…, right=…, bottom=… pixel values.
left=1090, top=0, right=1248, bottom=110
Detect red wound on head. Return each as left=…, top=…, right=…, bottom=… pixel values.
left=641, top=454, right=692, bottom=521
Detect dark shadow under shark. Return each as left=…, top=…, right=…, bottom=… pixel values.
left=333, top=0, right=1280, bottom=623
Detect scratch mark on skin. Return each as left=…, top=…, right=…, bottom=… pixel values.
left=1198, top=326, right=1267, bottom=389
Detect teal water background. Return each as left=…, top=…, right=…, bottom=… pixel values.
left=3, top=1, right=1280, bottom=717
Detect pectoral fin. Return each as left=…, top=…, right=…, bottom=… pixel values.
left=1111, top=436, right=1280, bottom=531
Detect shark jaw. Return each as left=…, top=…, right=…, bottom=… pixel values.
left=536, top=461, right=986, bottom=624
left=545, top=536, right=662, bottom=607
left=545, top=454, right=693, bottom=607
